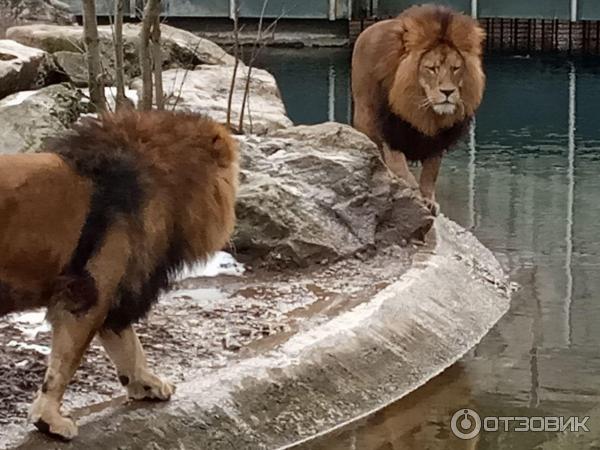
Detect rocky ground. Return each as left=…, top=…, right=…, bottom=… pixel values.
left=0, top=245, right=415, bottom=437
left=0, top=0, right=73, bottom=38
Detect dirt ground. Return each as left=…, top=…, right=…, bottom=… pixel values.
left=0, top=245, right=413, bottom=435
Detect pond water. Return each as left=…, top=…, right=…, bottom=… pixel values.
left=254, top=49, right=600, bottom=449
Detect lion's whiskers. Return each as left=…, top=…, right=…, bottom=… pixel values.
left=417, top=97, right=432, bottom=110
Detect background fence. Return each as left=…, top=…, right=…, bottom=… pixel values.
left=62, top=0, right=600, bottom=21
left=61, top=0, right=600, bottom=52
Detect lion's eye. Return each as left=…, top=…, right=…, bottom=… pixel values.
left=452, top=66, right=461, bottom=72
left=425, top=66, right=437, bottom=73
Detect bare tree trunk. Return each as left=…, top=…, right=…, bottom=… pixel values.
left=82, top=0, right=106, bottom=112
left=113, top=0, right=128, bottom=111
left=151, top=14, right=164, bottom=110
left=139, top=0, right=161, bottom=111
left=226, top=2, right=240, bottom=130
left=239, top=0, right=280, bottom=133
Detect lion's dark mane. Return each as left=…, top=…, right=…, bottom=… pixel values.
left=47, top=117, right=187, bottom=332
left=377, top=86, right=472, bottom=162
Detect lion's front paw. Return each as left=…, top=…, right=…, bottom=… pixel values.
left=29, top=395, right=78, bottom=440
left=126, top=372, right=175, bottom=401
left=423, top=197, right=440, bottom=216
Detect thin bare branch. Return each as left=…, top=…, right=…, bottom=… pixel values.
left=168, top=34, right=216, bottom=111
left=226, top=3, right=241, bottom=130
left=239, top=1, right=286, bottom=133
left=238, top=0, right=269, bottom=132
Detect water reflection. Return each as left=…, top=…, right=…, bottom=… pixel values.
left=255, top=50, right=600, bottom=449
left=304, top=365, right=479, bottom=450
left=253, top=48, right=352, bottom=125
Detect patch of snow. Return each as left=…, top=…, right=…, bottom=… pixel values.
left=0, top=90, right=37, bottom=107
left=11, top=311, right=45, bottom=325
left=175, top=252, right=245, bottom=280
left=78, top=87, right=139, bottom=110
left=76, top=112, right=98, bottom=124
left=16, top=322, right=51, bottom=340
left=7, top=341, right=51, bottom=356
left=0, top=39, right=46, bottom=58
left=9, top=310, right=50, bottom=340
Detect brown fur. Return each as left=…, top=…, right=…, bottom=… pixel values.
left=0, top=109, right=239, bottom=439
left=352, top=4, right=485, bottom=210
left=0, top=153, right=92, bottom=314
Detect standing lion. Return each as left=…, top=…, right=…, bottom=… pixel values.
left=0, top=110, right=239, bottom=440
left=352, top=4, right=485, bottom=214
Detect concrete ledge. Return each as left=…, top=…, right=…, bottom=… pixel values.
left=10, top=217, right=511, bottom=450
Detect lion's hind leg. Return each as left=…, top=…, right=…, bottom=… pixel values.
left=29, top=223, right=131, bottom=440
left=29, top=275, right=110, bottom=440
left=98, top=325, right=175, bottom=401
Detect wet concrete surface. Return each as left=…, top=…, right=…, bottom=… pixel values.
left=0, top=217, right=510, bottom=449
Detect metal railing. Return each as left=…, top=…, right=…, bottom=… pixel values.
left=374, top=0, right=586, bottom=21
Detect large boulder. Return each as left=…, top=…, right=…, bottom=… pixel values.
left=0, top=83, right=83, bottom=154
left=0, top=39, right=58, bottom=99
left=159, top=25, right=236, bottom=66
left=234, top=122, right=433, bottom=267
left=133, top=66, right=293, bottom=135
left=6, top=23, right=236, bottom=86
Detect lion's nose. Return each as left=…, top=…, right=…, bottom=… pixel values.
left=441, top=89, right=456, bottom=98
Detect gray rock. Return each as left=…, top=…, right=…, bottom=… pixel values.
left=159, top=24, right=236, bottom=66
left=0, top=0, right=74, bottom=26
left=6, top=23, right=236, bottom=86
left=0, top=83, right=83, bottom=154
left=234, top=122, right=433, bottom=267
left=0, top=39, right=57, bottom=99
left=52, top=50, right=88, bottom=87
left=133, top=66, right=293, bottom=135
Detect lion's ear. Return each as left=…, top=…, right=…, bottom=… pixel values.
left=390, top=22, right=407, bottom=54
left=472, top=25, right=487, bottom=53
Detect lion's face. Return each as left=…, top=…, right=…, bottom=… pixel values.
left=418, top=45, right=464, bottom=116
left=378, top=5, right=485, bottom=136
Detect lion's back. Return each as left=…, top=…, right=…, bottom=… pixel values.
left=0, top=110, right=239, bottom=325
left=352, top=19, right=404, bottom=146
left=0, top=153, right=93, bottom=315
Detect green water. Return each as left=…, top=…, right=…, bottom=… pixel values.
left=254, top=49, right=600, bottom=449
